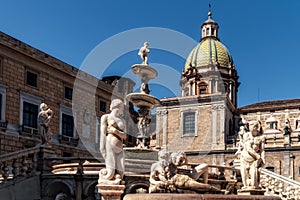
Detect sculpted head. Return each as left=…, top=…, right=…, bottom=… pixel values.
left=170, top=151, right=187, bottom=166
left=158, top=149, right=169, bottom=161
left=249, top=120, right=262, bottom=136
left=110, top=99, right=123, bottom=110
left=40, top=103, right=48, bottom=111
left=144, top=42, right=149, bottom=47
left=109, top=99, right=124, bottom=115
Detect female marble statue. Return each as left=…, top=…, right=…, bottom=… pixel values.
left=99, top=99, right=126, bottom=184
left=240, top=120, right=265, bottom=189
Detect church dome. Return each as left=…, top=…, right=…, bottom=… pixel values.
left=184, top=38, right=234, bottom=72
left=184, top=9, right=234, bottom=72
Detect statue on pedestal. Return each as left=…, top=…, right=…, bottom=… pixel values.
left=99, top=99, right=126, bottom=185
left=138, top=42, right=150, bottom=65
left=240, top=120, right=265, bottom=190
left=284, top=119, right=291, bottom=135
left=38, top=103, right=53, bottom=145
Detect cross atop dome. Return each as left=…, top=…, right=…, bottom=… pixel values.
left=201, top=4, right=219, bottom=40
left=208, top=4, right=212, bottom=19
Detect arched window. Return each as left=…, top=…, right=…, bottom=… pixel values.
left=197, top=81, right=208, bottom=95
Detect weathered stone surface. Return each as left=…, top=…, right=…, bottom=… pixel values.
left=97, top=184, right=126, bottom=200
left=124, top=193, right=281, bottom=200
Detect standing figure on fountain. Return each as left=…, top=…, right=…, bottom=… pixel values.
left=99, top=99, right=127, bottom=185
left=138, top=42, right=150, bottom=65
left=240, top=120, right=266, bottom=190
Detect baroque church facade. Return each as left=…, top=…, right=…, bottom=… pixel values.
left=155, top=11, right=300, bottom=182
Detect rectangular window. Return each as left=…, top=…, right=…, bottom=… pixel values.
left=64, top=86, right=73, bottom=100
left=183, top=112, right=195, bottom=135
left=100, top=100, right=106, bottom=112
left=62, top=113, right=74, bottom=137
left=23, top=102, right=38, bottom=128
left=298, top=166, right=300, bottom=176
left=26, top=71, right=38, bottom=87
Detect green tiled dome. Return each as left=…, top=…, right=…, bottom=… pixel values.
left=184, top=38, right=234, bottom=71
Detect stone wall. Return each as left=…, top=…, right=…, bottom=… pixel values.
left=0, top=32, right=121, bottom=158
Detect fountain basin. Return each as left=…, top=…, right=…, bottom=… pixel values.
left=124, top=147, right=158, bottom=161
left=126, top=93, right=160, bottom=109
left=131, top=64, right=158, bottom=80
left=52, top=162, right=105, bottom=174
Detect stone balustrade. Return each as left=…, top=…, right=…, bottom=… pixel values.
left=19, top=125, right=40, bottom=139
left=0, top=146, right=40, bottom=184
left=260, top=168, right=300, bottom=200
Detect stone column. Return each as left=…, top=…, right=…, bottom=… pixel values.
left=212, top=154, right=217, bottom=173
left=97, top=184, right=126, bottom=200
left=155, top=110, right=162, bottom=148
left=212, top=105, right=218, bottom=149
left=219, top=105, right=225, bottom=149
left=161, top=110, right=168, bottom=149
left=283, top=151, right=290, bottom=178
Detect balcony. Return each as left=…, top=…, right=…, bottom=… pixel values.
left=58, top=135, right=79, bottom=146
left=19, top=125, right=40, bottom=139
left=0, top=121, right=8, bottom=131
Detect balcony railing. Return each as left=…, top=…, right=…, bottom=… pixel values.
left=0, top=120, right=8, bottom=131
left=260, top=168, right=300, bottom=200
left=19, top=125, right=40, bottom=139
left=0, top=146, right=40, bottom=184
left=58, top=135, right=79, bottom=146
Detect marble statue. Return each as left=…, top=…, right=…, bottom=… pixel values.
left=149, top=150, right=174, bottom=193
left=235, top=118, right=248, bottom=158
left=38, top=103, right=53, bottom=145
left=99, top=99, right=126, bottom=185
left=138, top=42, right=150, bottom=65
left=149, top=150, right=219, bottom=193
left=240, top=120, right=266, bottom=190
left=284, top=118, right=291, bottom=135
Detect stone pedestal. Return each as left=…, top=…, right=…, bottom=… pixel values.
left=97, top=184, right=126, bottom=200
left=284, top=134, right=291, bottom=146
left=237, top=188, right=265, bottom=195
left=37, top=145, right=55, bottom=174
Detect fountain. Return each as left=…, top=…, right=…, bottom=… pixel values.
left=94, top=43, right=281, bottom=200
left=126, top=42, right=160, bottom=149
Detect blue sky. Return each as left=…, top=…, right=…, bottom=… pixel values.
left=1, top=0, right=300, bottom=107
